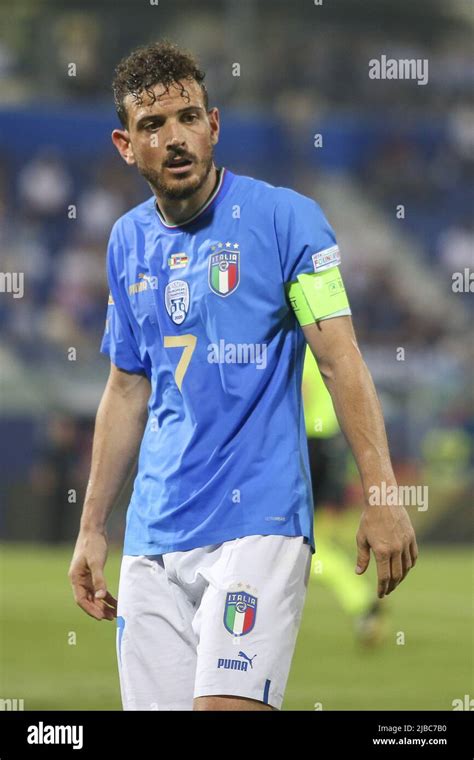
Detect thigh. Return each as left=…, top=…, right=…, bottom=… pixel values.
left=192, top=535, right=312, bottom=710
left=116, top=554, right=197, bottom=710
left=193, top=694, right=275, bottom=711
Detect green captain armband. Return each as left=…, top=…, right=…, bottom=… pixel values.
left=286, top=267, right=350, bottom=326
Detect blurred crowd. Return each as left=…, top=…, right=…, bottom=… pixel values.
left=0, top=0, right=472, bottom=542
left=0, top=150, right=143, bottom=363
left=0, top=2, right=471, bottom=365
left=0, top=2, right=472, bottom=111
left=0, top=114, right=471, bottom=365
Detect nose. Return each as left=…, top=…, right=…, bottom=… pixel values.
left=167, top=136, right=185, bottom=148
left=165, top=128, right=186, bottom=152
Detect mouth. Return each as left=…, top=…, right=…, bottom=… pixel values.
left=165, top=157, right=194, bottom=175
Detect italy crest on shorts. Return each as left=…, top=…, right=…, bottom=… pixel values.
left=223, top=591, right=257, bottom=636
left=208, top=250, right=240, bottom=297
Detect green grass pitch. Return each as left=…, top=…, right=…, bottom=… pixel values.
left=0, top=543, right=472, bottom=710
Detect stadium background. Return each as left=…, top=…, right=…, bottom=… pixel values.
left=0, top=0, right=472, bottom=710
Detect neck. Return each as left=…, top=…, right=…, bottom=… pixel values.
left=155, top=164, right=218, bottom=225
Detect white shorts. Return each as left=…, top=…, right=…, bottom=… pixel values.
left=115, top=534, right=312, bottom=710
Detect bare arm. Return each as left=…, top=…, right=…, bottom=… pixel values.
left=302, top=316, right=418, bottom=597
left=68, top=363, right=151, bottom=620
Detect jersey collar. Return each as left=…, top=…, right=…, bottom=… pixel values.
left=154, top=167, right=231, bottom=231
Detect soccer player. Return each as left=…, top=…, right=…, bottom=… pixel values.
left=68, top=41, right=418, bottom=711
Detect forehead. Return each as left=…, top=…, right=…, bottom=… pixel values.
left=125, top=78, right=205, bottom=123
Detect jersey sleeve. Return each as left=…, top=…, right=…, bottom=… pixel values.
left=275, top=190, right=352, bottom=326
left=100, top=226, right=147, bottom=374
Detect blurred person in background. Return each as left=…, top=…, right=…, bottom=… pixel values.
left=31, top=413, right=84, bottom=543
left=303, top=347, right=387, bottom=647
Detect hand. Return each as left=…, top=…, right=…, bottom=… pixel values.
left=355, top=504, right=418, bottom=598
left=68, top=529, right=117, bottom=620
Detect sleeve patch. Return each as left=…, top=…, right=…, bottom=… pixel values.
left=312, top=245, right=341, bottom=272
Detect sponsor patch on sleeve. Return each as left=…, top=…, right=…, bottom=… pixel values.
left=312, top=245, right=341, bottom=273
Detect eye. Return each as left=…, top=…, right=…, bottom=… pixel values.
left=183, top=112, right=198, bottom=123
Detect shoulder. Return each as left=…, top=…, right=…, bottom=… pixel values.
left=109, top=196, right=156, bottom=244
left=105, top=197, right=154, bottom=277
left=231, top=172, right=323, bottom=220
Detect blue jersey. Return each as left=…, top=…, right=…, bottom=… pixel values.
left=100, top=168, right=348, bottom=556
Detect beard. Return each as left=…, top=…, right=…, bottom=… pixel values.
left=136, top=145, right=214, bottom=201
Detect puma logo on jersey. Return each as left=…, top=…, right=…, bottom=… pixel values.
left=128, top=273, right=158, bottom=295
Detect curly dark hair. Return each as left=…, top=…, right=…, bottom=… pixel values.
left=112, top=40, right=208, bottom=128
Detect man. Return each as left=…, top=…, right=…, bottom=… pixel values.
left=68, top=41, right=418, bottom=712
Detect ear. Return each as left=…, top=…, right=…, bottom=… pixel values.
left=207, top=107, right=220, bottom=146
left=111, top=129, right=136, bottom=165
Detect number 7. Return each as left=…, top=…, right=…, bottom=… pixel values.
left=163, top=334, right=197, bottom=391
